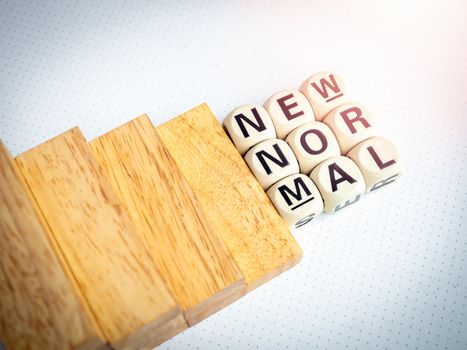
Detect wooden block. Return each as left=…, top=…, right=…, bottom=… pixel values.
left=0, top=141, right=106, bottom=350
left=300, top=71, right=348, bottom=121
left=244, top=139, right=299, bottom=191
left=266, top=174, right=323, bottom=229
left=310, top=155, right=365, bottom=213
left=285, top=122, right=341, bottom=175
left=89, top=115, right=245, bottom=326
left=156, top=103, right=302, bottom=291
left=323, top=102, right=375, bottom=154
left=347, top=136, right=402, bottom=192
left=264, top=90, right=315, bottom=139
left=223, top=104, right=277, bottom=155
left=15, top=128, right=187, bottom=349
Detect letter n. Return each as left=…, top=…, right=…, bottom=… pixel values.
left=256, top=143, right=290, bottom=175
left=234, top=107, right=266, bottom=138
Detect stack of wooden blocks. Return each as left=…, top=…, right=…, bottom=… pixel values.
left=0, top=72, right=400, bottom=350
left=224, top=71, right=402, bottom=228
left=0, top=105, right=301, bottom=350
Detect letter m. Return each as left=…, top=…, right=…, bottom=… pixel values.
left=278, top=177, right=312, bottom=207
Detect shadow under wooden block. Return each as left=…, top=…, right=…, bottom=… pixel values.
left=156, top=103, right=303, bottom=292
left=0, top=141, right=106, bottom=350
left=89, top=115, right=245, bottom=326
left=15, top=128, right=187, bottom=350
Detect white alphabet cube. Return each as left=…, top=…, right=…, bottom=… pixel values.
left=323, top=102, right=375, bottom=154
left=264, top=90, right=315, bottom=139
left=223, top=104, right=277, bottom=155
left=285, top=122, right=341, bottom=175
left=244, top=139, right=299, bottom=190
left=300, top=71, right=347, bottom=121
left=267, top=174, right=323, bottom=229
left=347, top=136, right=402, bottom=192
left=310, top=156, right=365, bottom=213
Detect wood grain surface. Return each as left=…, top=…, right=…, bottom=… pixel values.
left=15, top=128, right=187, bottom=349
left=156, top=103, right=303, bottom=291
left=89, top=115, right=245, bottom=325
left=0, top=141, right=106, bottom=350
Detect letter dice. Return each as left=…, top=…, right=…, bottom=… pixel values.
left=267, top=174, right=323, bottom=229
left=264, top=90, right=315, bottom=139
left=300, top=71, right=347, bottom=121
left=286, top=122, right=341, bottom=175
left=310, top=156, right=365, bottom=213
left=244, top=139, right=299, bottom=190
left=323, top=102, right=375, bottom=154
left=223, top=104, right=276, bottom=155
left=347, top=136, right=402, bottom=192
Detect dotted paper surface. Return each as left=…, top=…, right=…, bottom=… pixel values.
left=1, top=1, right=466, bottom=349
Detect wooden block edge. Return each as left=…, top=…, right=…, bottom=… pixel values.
left=246, top=251, right=302, bottom=293
left=185, top=276, right=246, bottom=326
left=112, top=308, right=187, bottom=350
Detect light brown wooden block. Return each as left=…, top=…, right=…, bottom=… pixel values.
left=89, top=115, right=245, bottom=326
left=156, top=103, right=302, bottom=291
left=0, top=141, right=106, bottom=350
left=15, top=128, right=187, bottom=350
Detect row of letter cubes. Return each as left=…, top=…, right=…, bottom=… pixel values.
left=223, top=71, right=402, bottom=229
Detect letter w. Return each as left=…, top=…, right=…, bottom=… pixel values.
left=310, top=74, right=343, bottom=102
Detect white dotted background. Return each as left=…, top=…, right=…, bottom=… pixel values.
left=1, top=0, right=466, bottom=349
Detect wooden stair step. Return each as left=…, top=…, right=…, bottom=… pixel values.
left=0, top=141, right=106, bottom=350
left=15, top=128, right=187, bottom=350
left=89, top=115, right=245, bottom=326
left=156, top=103, right=303, bottom=291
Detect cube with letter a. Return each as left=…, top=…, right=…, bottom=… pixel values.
left=267, top=174, right=323, bottom=229
left=223, top=104, right=277, bottom=156
left=347, top=136, right=402, bottom=192
left=300, top=71, right=348, bottom=121
left=310, top=155, right=365, bottom=213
